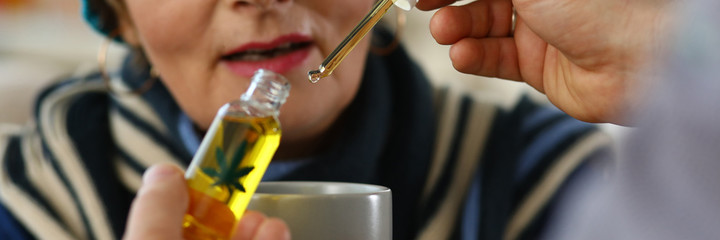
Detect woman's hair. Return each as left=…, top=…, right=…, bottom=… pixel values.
left=104, top=0, right=129, bottom=27
left=85, top=0, right=128, bottom=38
left=86, top=0, right=151, bottom=70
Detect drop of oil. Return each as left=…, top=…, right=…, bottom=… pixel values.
left=308, top=69, right=323, bottom=84
left=309, top=76, right=320, bottom=83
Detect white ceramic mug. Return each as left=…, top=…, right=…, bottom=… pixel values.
left=247, top=181, right=392, bottom=240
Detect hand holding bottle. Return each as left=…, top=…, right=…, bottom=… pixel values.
left=417, top=0, right=675, bottom=124
left=123, top=164, right=290, bottom=240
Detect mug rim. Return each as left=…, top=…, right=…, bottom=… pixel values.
left=253, top=181, right=391, bottom=196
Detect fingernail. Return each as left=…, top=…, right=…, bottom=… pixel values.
left=143, top=164, right=180, bottom=185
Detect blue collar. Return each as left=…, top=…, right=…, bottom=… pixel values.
left=177, top=112, right=311, bottom=180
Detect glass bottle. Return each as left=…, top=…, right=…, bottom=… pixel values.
left=182, top=69, right=291, bottom=240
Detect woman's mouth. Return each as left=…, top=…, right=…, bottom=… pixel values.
left=221, top=34, right=313, bottom=78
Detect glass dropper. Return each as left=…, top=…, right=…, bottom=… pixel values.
left=308, top=0, right=417, bottom=83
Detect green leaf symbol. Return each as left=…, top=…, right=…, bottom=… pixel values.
left=203, top=141, right=254, bottom=194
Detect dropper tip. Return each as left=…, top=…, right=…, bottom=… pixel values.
left=308, top=69, right=323, bottom=84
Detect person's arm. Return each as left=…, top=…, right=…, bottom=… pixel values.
left=417, top=0, right=674, bottom=124
left=123, top=164, right=290, bottom=240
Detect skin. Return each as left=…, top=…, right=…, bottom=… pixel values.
left=123, top=164, right=290, bottom=240
left=418, top=0, right=674, bottom=125
left=117, top=0, right=376, bottom=158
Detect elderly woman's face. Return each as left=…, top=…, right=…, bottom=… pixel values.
left=119, top=0, right=374, bottom=146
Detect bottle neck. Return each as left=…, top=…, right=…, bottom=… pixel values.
left=229, top=69, right=291, bottom=117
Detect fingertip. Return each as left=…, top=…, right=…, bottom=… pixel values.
left=137, top=165, right=187, bottom=204
left=243, top=211, right=267, bottom=221
left=233, top=211, right=266, bottom=240
left=137, top=164, right=188, bottom=207
left=449, top=37, right=523, bottom=81
left=449, top=39, right=485, bottom=74
left=124, top=165, right=188, bottom=240
left=142, top=164, right=184, bottom=185
left=254, top=218, right=290, bottom=240
left=430, top=6, right=471, bottom=45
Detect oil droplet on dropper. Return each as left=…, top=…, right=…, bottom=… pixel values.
left=308, top=69, right=323, bottom=84
left=306, top=0, right=395, bottom=84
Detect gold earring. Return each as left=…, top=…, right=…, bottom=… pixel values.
left=510, top=7, right=516, bottom=36
left=370, top=8, right=406, bottom=56
left=98, top=31, right=157, bottom=96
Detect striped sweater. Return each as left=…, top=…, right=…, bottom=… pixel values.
left=0, top=33, right=611, bottom=240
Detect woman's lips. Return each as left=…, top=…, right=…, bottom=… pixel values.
left=222, top=34, right=313, bottom=78
left=223, top=47, right=311, bottom=77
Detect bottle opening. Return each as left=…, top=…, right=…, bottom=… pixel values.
left=240, top=69, right=291, bottom=112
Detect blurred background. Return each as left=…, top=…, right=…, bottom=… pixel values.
left=1, top=0, right=125, bottom=124
left=1, top=0, right=531, bottom=124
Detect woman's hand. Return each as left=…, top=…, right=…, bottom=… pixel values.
left=418, top=0, right=674, bottom=124
left=123, top=164, right=290, bottom=240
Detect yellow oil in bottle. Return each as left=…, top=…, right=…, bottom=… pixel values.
left=182, top=114, right=281, bottom=240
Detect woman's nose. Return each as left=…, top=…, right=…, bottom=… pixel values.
left=232, top=0, right=291, bottom=11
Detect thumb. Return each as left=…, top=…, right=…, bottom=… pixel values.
left=123, top=164, right=188, bottom=240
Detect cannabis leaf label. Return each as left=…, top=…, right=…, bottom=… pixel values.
left=201, top=141, right=255, bottom=194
